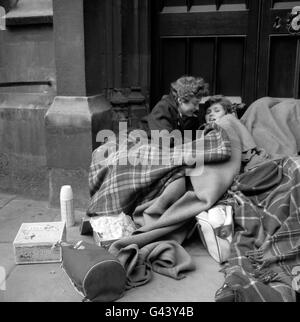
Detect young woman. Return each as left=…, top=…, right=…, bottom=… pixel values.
left=205, top=95, right=235, bottom=124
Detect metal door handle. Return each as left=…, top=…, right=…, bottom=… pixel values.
left=273, top=16, right=282, bottom=30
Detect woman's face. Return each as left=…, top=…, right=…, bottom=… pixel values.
left=205, top=103, right=226, bottom=123
left=178, top=97, right=201, bottom=117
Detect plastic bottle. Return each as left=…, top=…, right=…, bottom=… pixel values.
left=60, top=185, right=75, bottom=228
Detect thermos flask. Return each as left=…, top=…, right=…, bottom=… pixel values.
left=60, top=185, right=75, bottom=228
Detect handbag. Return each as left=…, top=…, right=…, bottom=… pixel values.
left=196, top=204, right=233, bottom=263
left=61, top=241, right=127, bottom=302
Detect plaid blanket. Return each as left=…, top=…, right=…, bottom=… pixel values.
left=87, top=123, right=231, bottom=216
left=219, top=157, right=300, bottom=302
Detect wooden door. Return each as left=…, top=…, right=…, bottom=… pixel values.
left=257, top=0, right=300, bottom=99
left=150, top=0, right=261, bottom=107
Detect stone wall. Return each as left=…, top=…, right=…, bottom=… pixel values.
left=0, top=0, right=55, bottom=199
left=0, top=0, right=55, bottom=95
left=0, top=93, right=54, bottom=199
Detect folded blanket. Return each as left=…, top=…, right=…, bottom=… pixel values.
left=189, top=114, right=257, bottom=200
left=116, top=240, right=195, bottom=289
left=241, top=97, right=300, bottom=156
left=217, top=114, right=256, bottom=152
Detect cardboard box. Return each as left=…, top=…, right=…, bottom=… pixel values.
left=13, top=222, right=66, bottom=264
left=93, top=231, right=117, bottom=249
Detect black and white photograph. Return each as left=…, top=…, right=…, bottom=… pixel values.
left=0, top=0, right=300, bottom=305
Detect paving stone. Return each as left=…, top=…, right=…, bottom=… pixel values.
left=0, top=193, right=16, bottom=209
left=65, top=225, right=94, bottom=244
left=53, top=209, right=93, bottom=243
left=183, top=237, right=210, bottom=257
left=0, top=199, right=59, bottom=243
left=1, top=263, right=82, bottom=302
left=118, top=254, right=224, bottom=302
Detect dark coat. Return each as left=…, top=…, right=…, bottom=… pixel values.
left=139, top=93, right=206, bottom=143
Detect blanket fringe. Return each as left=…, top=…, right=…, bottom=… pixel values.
left=245, top=249, right=279, bottom=284
left=254, top=268, right=278, bottom=284
left=246, top=249, right=264, bottom=262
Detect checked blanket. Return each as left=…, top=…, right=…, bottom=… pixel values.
left=87, top=122, right=231, bottom=217
left=86, top=123, right=232, bottom=287
left=221, top=156, right=300, bottom=302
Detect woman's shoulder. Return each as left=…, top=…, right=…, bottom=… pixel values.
left=138, top=94, right=179, bottom=133
left=154, top=94, right=177, bottom=110
left=151, top=94, right=178, bottom=118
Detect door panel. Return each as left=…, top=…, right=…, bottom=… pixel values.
left=217, top=37, right=245, bottom=96
left=159, top=11, right=249, bottom=36
left=151, top=0, right=260, bottom=107
left=190, top=38, right=215, bottom=89
left=268, top=36, right=298, bottom=97
left=161, top=38, right=186, bottom=94
left=258, top=0, right=300, bottom=98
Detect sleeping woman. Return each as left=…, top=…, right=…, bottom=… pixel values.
left=204, top=95, right=271, bottom=172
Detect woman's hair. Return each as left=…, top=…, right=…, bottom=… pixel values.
left=171, top=76, right=209, bottom=103
left=205, top=95, right=233, bottom=113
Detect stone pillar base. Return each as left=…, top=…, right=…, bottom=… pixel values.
left=45, top=94, right=112, bottom=209
left=0, top=93, right=53, bottom=199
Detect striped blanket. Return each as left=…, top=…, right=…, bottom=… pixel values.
left=87, top=123, right=231, bottom=217
left=219, top=157, right=300, bottom=302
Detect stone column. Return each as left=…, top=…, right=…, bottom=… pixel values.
left=45, top=0, right=112, bottom=209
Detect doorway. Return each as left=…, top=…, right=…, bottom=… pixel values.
left=150, top=0, right=300, bottom=107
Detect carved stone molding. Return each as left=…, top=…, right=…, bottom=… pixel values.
left=0, top=0, right=19, bottom=13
